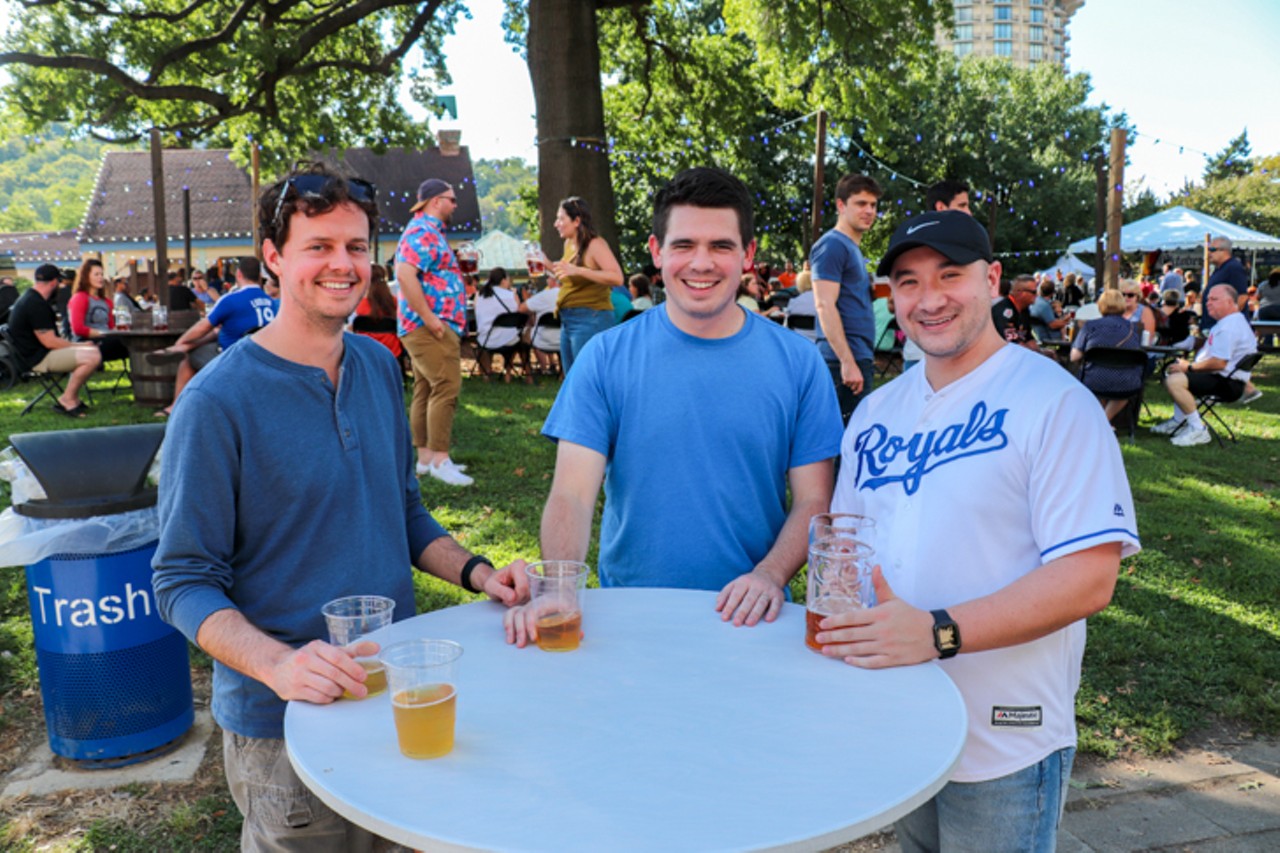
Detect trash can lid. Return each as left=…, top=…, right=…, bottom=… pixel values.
left=9, top=423, right=166, bottom=519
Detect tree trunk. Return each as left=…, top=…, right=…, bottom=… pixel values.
left=527, top=0, right=619, bottom=260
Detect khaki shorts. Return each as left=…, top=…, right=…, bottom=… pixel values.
left=32, top=346, right=92, bottom=374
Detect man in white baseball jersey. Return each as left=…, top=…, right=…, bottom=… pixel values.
left=816, top=210, right=1141, bottom=852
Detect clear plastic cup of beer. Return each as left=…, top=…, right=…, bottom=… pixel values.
left=379, top=639, right=463, bottom=759
left=321, top=595, right=395, bottom=699
left=525, top=561, right=589, bottom=652
left=806, top=515, right=876, bottom=652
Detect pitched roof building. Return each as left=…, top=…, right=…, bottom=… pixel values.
left=0, top=230, right=82, bottom=276
left=78, top=145, right=480, bottom=274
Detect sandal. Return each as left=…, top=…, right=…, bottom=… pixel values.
left=146, top=348, right=186, bottom=366
left=52, top=401, right=89, bottom=419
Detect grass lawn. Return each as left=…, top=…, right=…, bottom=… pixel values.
left=0, top=352, right=1276, bottom=849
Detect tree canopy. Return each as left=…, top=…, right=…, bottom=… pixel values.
left=1203, top=129, right=1253, bottom=184
left=0, top=129, right=124, bottom=232
left=473, top=157, right=538, bottom=238
left=1177, top=153, right=1280, bottom=239
left=0, top=0, right=463, bottom=170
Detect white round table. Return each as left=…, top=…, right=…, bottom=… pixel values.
left=286, top=588, right=967, bottom=852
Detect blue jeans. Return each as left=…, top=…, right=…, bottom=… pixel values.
left=895, top=747, right=1075, bottom=853
left=559, top=307, right=615, bottom=375
left=827, top=358, right=876, bottom=426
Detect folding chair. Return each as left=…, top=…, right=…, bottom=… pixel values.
left=528, top=312, right=562, bottom=377
left=1195, top=351, right=1265, bottom=447
left=1081, top=346, right=1148, bottom=443
left=351, top=314, right=412, bottom=386
left=784, top=313, right=817, bottom=343
left=874, top=317, right=904, bottom=379
left=477, top=312, right=530, bottom=380
left=1, top=325, right=70, bottom=416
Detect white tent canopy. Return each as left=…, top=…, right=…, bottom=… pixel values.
left=1067, top=206, right=1280, bottom=254
left=473, top=230, right=528, bottom=274
left=1036, top=253, right=1094, bottom=279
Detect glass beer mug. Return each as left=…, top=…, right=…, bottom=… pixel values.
left=455, top=242, right=480, bottom=275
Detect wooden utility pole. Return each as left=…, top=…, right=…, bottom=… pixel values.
left=251, top=144, right=261, bottom=257
left=1093, top=157, right=1107, bottom=289
left=1104, top=128, right=1126, bottom=291
left=1202, top=232, right=1211, bottom=290
left=809, top=110, right=828, bottom=256
left=149, top=129, right=170, bottom=306
left=183, top=188, right=192, bottom=281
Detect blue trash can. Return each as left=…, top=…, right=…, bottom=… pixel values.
left=9, top=424, right=193, bottom=767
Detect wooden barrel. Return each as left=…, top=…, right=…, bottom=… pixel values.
left=115, top=330, right=183, bottom=406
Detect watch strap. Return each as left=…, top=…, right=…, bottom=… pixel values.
left=459, top=554, right=492, bottom=594
left=930, top=608, right=961, bottom=659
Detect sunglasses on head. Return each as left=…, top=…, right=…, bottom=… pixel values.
left=272, top=173, right=377, bottom=229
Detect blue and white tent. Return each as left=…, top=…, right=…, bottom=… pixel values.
left=1067, top=206, right=1280, bottom=253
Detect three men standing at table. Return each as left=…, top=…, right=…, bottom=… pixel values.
left=152, top=163, right=527, bottom=852
left=818, top=210, right=1140, bottom=852
left=507, top=167, right=842, bottom=645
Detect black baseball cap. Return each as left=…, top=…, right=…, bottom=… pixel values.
left=410, top=179, right=452, bottom=213
left=34, top=263, right=61, bottom=283
left=877, top=210, right=993, bottom=277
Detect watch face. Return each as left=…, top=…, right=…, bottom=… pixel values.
left=936, top=624, right=959, bottom=650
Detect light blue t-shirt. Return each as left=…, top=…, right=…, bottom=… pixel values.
left=811, top=228, right=875, bottom=363
left=207, top=286, right=278, bottom=350
left=542, top=305, right=842, bottom=590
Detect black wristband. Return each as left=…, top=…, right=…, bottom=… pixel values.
left=459, top=554, right=492, bottom=594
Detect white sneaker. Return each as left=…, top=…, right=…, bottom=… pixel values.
left=1239, top=389, right=1263, bottom=405
left=1171, top=424, right=1211, bottom=447
left=1150, top=417, right=1183, bottom=436
left=416, top=461, right=467, bottom=475
left=427, top=459, right=474, bottom=486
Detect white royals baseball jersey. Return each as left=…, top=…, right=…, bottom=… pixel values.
left=833, top=344, right=1140, bottom=782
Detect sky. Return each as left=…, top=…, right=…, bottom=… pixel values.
left=1, top=1, right=1275, bottom=200
left=439, top=0, right=1280, bottom=200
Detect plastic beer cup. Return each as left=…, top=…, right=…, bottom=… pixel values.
left=321, top=595, right=395, bottom=699
left=380, top=639, right=463, bottom=759
left=525, top=561, right=588, bottom=652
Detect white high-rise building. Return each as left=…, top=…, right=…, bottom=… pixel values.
left=937, top=0, right=1085, bottom=68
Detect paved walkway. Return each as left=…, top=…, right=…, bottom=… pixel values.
left=835, top=735, right=1280, bottom=852
left=1060, top=735, right=1280, bottom=852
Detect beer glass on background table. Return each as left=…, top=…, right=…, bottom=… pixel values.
left=380, top=639, right=462, bottom=759
left=455, top=242, right=481, bottom=275
left=524, top=241, right=549, bottom=280
left=525, top=561, right=589, bottom=652
left=806, top=514, right=876, bottom=652
left=321, top=595, right=395, bottom=699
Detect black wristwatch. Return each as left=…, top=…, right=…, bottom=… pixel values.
left=459, top=554, right=493, bottom=594
left=930, top=609, right=961, bottom=659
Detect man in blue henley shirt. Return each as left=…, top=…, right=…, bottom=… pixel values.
left=152, top=164, right=528, bottom=852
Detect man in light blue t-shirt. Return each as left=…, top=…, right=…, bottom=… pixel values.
left=505, top=168, right=842, bottom=647
left=813, top=173, right=882, bottom=425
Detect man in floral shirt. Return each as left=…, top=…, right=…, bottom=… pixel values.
left=396, top=178, right=473, bottom=486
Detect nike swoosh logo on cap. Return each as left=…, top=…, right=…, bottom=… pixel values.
left=906, top=221, right=941, bottom=235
